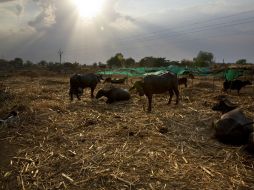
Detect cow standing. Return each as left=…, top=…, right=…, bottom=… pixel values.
left=130, top=72, right=179, bottom=112
left=223, top=80, right=251, bottom=94
left=69, top=73, right=102, bottom=101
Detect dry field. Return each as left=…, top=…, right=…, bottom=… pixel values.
left=0, top=74, right=254, bottom=190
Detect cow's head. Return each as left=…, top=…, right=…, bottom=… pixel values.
left=96, top=89, right=106, bottom=99
left=129, top=81, right=145, bottom=96
left=212, top=98, right=237, bottom=114
left=96, top=74, right=104, bottom=83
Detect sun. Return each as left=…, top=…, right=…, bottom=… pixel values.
left=73, top=0, right=104, bottom=19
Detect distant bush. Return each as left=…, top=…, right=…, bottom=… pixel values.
left=18, top=70, right=39, bottom=78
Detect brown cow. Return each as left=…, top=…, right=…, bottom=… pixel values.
left=130, top=72, right=179, bottom=112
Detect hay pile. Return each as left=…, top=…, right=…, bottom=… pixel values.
left=0, top=76, right=254, bottom=189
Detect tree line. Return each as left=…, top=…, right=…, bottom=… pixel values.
left=0, top=58, right=84, bottom=73
left=0, top=51, right=250, bottom=73
left=97, top=51, right=214, bottom=68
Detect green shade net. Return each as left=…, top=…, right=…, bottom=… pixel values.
left=224, top=69, right=243, bottom=81
left=97, top=66, right=214, bottom=77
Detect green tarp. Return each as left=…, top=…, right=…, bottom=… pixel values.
left=224, top=69, right=243, bottom=81
left=97, top=66, right=248, bottom=80
left=97, top=66, right=213, bottom=77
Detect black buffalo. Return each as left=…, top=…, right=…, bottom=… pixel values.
left=223, top=80, right=252, bottom=94
left=130, top=72, right=179, bottom=112
left=246, top=132, right=254, bottom=153
left=213, top=108, right=254, bottom=145
left=212, top=98, right=238, bottom=114
left=69, top=73, right=102, bottom=101
left=96, top=87, right=130, bottom=104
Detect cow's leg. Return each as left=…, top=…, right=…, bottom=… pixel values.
left=78, top=88, right=83, bottom=97
left=73, top=88, right=81, bottom=100
left=147, top=94, right=153, bottom=112
left=168, top=89, right=174, bottom=105
left=91, top=87, right=95, bottom=98
left=173, top=87, right=179, bottom=105
left=76, top=90, right=81, bottom=100
left=69, top=89, right=74, bottom=101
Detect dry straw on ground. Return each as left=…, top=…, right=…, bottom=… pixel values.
left=0, top=75, right=254, bottom=189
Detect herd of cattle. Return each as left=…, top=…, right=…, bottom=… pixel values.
left=68, top=72, right=253, bottom=154
left=0, top=72, right=253, bottom=155
left=69, top=72, right=182, bottom=112
left=69, top=72, right=252, bottom=111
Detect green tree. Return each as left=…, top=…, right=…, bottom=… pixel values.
left=193, top=51, right=214, bottom=67
left=0, top=59, right=9, bottom=69
left=38, top=60, right=48, bottom=67
left=124, top=57, right=135, bottom=67
left=169, top=60, right=180, bottom=65
left=24, top=60, right=34, bottom=67
left=107, top=53, right=124, bottom=68
left=98, top=62, right=107, bottom=68
left=236, top=59, right=247, bottom=64
left=181, top=59, right=193, bottom=66
left=139, top=57, right=168, bottom=67
left=11, top=57, right=23, bottom=68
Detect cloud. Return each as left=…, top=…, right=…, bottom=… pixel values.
left=98, top=0, right=135, bottom=25
left=28, top=0, right=56, bottom=31
left=1, top=0, right=254, bottom=63
left=0, top=0, right=16, bottom=2
left=15, top=3, right=22, bottom=15
left=0, top=0, right=23, bottom=16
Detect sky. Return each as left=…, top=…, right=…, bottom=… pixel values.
left=0, top=0, right=254, bottom=64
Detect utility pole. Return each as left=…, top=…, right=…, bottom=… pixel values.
left=58, top=49, right=63, bottom=64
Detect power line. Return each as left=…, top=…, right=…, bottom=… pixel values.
left=117, top=17, right=254, bottom=45
left=114, top=18, right=254, bottom=53
left=59, top=12, right=254, bottom=62
left=116, top=9, right=254, bottom=41
left=66, top=16, right=254, bottom=55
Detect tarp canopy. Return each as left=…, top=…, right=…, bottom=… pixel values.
left=224, top=69, right=243, bottom=81
left=97, top=66, right=215, bottom=77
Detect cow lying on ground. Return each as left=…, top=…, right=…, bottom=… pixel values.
left=178, top=77, right=188, bottom=88
left=246, top=132, right=254, bottom=153
left=96, top=87, right=130, bottom=104
left=213, top=108, right=253, bottom=145
left=212, top=97, right=238, bottom=114
left=223, top=80, right=252, bottom=94
left=104, top=77, right=128, bottom=84
left=129, top=72, right=179, bottom=112
left=212, top=98, right=254, bottom=154
left=69, top=73, right=103, bottom=100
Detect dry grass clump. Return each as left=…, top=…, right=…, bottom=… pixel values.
left=193, top=81, right=215, bottom=89
left=0, top=75, right=254, bottom=189
left=39, top=79, right=68, bottom=86
left=0, top=83, right=14, bottom=106
left=18, top=70, right=39, bottom=78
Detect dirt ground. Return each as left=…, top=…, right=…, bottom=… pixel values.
left=0, top=75, right=254, bottom=189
